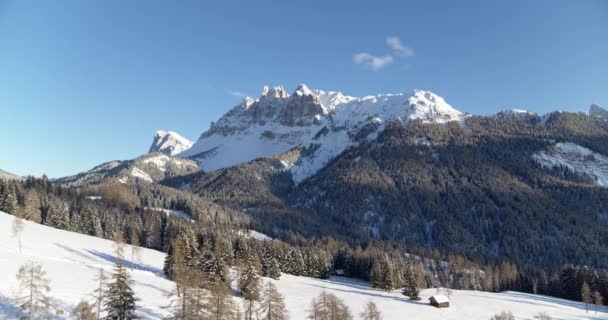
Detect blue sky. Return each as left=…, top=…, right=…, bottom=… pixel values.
left=1, top=0, right=607, bottom=178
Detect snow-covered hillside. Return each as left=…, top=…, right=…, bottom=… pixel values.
left=55, top=153, right=199, bottom=187
left=533, top=142, right=608, bottom=187
left=1, top=211, right=606, bottom=320
left=0, top=169, right=19, bottom=180
left=178, top=85, right=468, bottom=183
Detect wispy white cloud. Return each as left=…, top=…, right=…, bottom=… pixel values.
left=228, top=90, right=247, bottom=98
left=386, top=36, right=414, bottom=57
left=353, top=36, right=414, bottom=71
left=353, top=53, right=394, bottom=72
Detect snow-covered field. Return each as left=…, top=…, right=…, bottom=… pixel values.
left=1, top=211, right=606, bottom=319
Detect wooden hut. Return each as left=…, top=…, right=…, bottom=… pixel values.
left=429, top=295, right=450, bottom=308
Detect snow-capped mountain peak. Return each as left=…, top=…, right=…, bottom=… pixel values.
left=406, top=89, right=466, bottom=123
left=590, top=103, right=608, bottom=117
left=149, top=130, right=193, bottom=156
left=293, top=84, right=313, bottom=96
left=261, top=85, right=289, bottom=99
left=179, top=85, right=466, bottom=182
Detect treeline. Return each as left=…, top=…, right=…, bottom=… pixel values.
left=0, top=176, right=247, bottom=253
left=1, top=176, right=606, bottom=308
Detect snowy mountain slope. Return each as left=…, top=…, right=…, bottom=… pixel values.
left=55, top=153, right=199, bottom=187
left=148, top=130, right=193, bottom=156
left=1, top=211, right=606, bottom=320
left=533, top=142, right=608, bottom=187
left=0, top=169, right=19, bottom=180
left=179, top=85, right=468, bottom=183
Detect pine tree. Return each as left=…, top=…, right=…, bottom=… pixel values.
left=12, top=212, right=25, bottom=255
left=93, top=268, right=108, bottom=320
left=239, top=255, right=261, bottom=320
left=15, top=262, right=54, bottom=320
left=23, top=189, right=42, bottom=223
left=359, top=301, right=381, bottom=320
left=259, top=282, right=289, bottom=320
left=581, top=281, right=591, bottom=313
left=104, top=234, right=138, bottom=320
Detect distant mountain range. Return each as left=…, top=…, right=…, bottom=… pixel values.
left=55, top=85, right=608, bottom=269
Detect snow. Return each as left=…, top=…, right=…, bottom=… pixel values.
left=533, top=142, right=608, bottom=187
left=179, top=85, right=467, bottom=183
left=273, top=274, right=608, bottom=320
left=0, top=211, right=173, bottom=319
left=143, top=207, right=193, bottom=221
left=1, top=210, right=605, bottom=319
left=248, top=230, right=273, bottom=241
left=130, top=167, right=153, bottom=183
left=141, top=154, right=198, bottom=172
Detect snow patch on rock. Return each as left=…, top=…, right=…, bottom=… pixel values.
left=130, top=167, right=153, bottom=183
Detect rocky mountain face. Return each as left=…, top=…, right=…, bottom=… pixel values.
left=149, top=130, right=193, bottom=156
left=178, top=85, right=467, bottom=183
left=55, top=153, right=199, bottom=188
left=590, top=104, right=608, bottom=117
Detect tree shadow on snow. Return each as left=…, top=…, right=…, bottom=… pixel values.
left=0, top=295, right=24, bottom=319
left=303, top=277, right=427, bottom=307
left=84, top=249, right=163, bottom=276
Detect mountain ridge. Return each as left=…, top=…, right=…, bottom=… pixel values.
left=177, top=85, right=467, bottom=183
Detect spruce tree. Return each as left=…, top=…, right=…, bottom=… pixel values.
left=269, top=258, right=281, bottom=280
left=402, top=264, right=420, bottom=301
left=1, top=185, right=17, bottom=214
left=46, top=198, right=70, bottom=230
left=104, top=234, right=138, bottom=320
